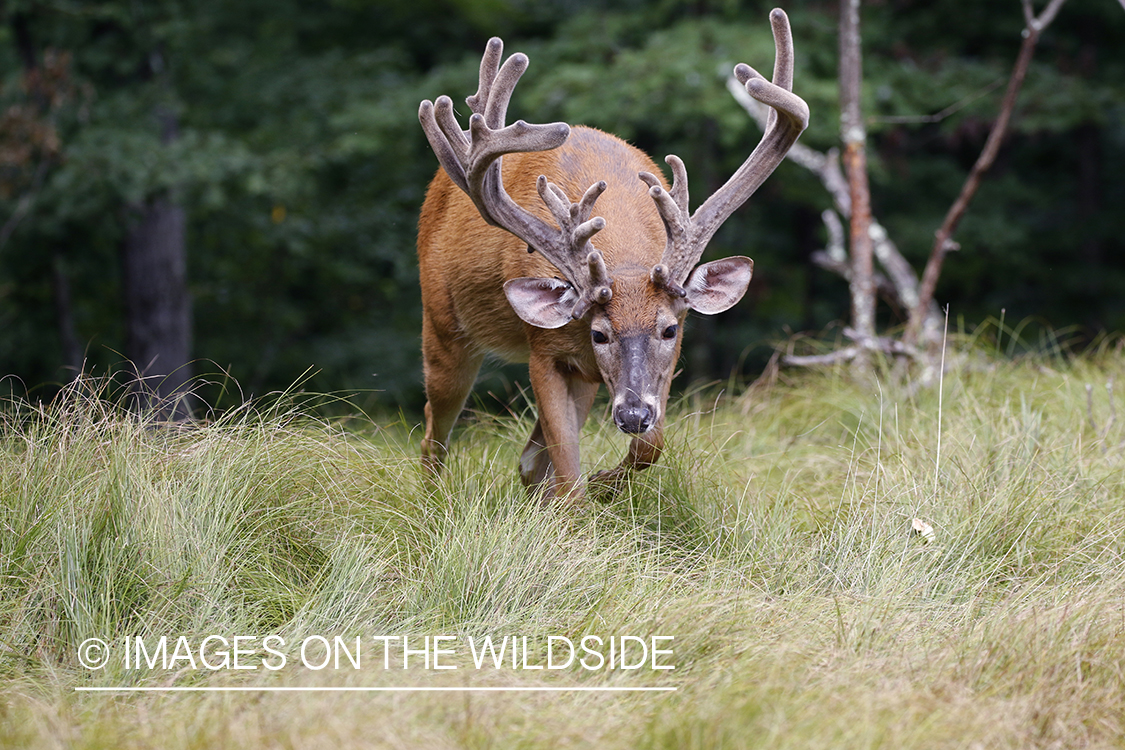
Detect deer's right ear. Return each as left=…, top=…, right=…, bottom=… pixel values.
left=504, top=278, right=581, bottom=329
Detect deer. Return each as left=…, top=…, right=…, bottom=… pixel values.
left=417, top=8, right=808, bottom=501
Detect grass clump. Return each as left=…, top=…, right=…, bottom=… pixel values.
left=1, top=350, right=1124, bottom=749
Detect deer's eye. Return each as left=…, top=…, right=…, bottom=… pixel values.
left=662, top=325, right=679, bottom=340
left=592, top=329, right=609, bottom=345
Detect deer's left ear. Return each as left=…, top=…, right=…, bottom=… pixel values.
left=684, top=256, right=753, bottom=314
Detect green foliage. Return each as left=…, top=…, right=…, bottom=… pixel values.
left=1, top=0, right=1123, bottom=410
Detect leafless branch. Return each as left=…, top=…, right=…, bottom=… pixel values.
left=871, top=77, right=1005, bottom=124
left=905, top=0, right=1069, bottom=346
left=811, top=210, right=918, bottom=316
left=821, top=209, right=845, bottom=262
left=1026, top=0, right=1068, bottom=30
left=783, top=347, right=861, bottom=367
left=781, top=331, right=921, bottom=367
left=810, top=249, right=898, bottom=303
left=728, top=77, right=943, bottom=334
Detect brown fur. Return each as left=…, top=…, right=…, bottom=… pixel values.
left=418, top=126, right=678, bottom=500
left=418, top=12, right=805, bottom=501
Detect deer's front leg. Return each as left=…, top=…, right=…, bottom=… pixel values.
left=528, top=354, right=598, bottom=502
left=589, top=419, right=665, bottom=497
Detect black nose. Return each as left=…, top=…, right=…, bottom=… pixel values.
left=614, top=403, right=653, bottom=435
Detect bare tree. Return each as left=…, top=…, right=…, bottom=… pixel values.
left=121, top=44, right=194, bottom=421
left=838, top=0, right=875, bottom=369
left=732, top=0, right=1072, bottom=372
left=727, top=84, right=945, bottom=360
left=904, top=0, right=1069, bottom=347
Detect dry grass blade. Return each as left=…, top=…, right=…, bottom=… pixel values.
left=1, top=348, right=1123, bottom=748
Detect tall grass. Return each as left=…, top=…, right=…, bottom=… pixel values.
left=1, top=347, right=1123, bottom=749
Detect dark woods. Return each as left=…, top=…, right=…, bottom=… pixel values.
left=1, top=0, right=1122, bottom=412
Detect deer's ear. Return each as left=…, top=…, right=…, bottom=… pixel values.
left=504, top=277, right=581, bottom=329
left=684, top=256, right=753, bottom=314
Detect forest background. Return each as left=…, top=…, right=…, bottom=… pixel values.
left=2, top=0, right=1123, bottom=412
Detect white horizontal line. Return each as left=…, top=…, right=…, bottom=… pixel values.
left=75, top=686, right=676, bottom=693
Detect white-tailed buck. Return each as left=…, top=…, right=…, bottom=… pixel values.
left=417, top=8, right=808, bottom=500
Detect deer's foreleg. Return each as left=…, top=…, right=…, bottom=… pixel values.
left=528, top=354, right=599, bottom=501
left=589, top=420, right=664, bottom=496
left=420, top=313, right=484, bottom=478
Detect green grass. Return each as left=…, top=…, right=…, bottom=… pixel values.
left=2, top=346, right=1124, bottom=749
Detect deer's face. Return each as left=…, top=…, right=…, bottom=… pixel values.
left=505, top=256, right=754, bottom=435
left=587, top=270, right=684, bottom=435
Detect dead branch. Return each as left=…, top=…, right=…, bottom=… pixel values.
left=781, top=329, right=920, bottom=367
left=871, top=77, right=1005, bottom=124
left=728, top=80, right=943, bottom=333
left=905, top=0, right=1069, bottom=346
left=820, top=208, right=845, bottom=261
left=783, top=347, right=861, bottom=367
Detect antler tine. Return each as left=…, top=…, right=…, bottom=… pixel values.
left=466, top=37, right=503, bottom=119
left=569, top=249, right=614, bottom=320
left=432, top=96, right=469, bottom=156
left=420, top=97, right=468, bottom=193
left=576, top=180, right=606, bottom=223
left=420, top=37, right=614, bottom=314
left=587, top=249, right=612, bottom=291
left=764, top=5, right=794, bottom=131
left=483, top=50, right=528, bottom=130
left=535, top=177, right=609, bottom=293
left=639, top=160, right=689, bottom=295
left=770, top=8, right=794, bottom=91
left=642, top=8, right=809, bottom=285
left=650, top=263, right=686, bottom=299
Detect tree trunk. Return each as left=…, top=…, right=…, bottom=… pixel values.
left=122, top=110, right=193, bottom=419
left=839, top=0, right=875, bottom=369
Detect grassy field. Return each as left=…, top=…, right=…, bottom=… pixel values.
left=2, top=344, right=1124, bottom=749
